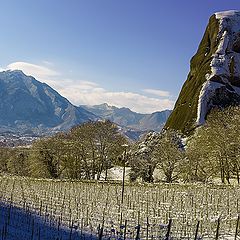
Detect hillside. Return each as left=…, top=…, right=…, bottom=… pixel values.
left=0, top=70, right=97, bottom=134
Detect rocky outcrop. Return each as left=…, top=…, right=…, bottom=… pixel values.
left=165, top=10, right=240, bottom=135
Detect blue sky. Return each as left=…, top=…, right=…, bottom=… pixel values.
left=0, top=0, right=239, bottom=113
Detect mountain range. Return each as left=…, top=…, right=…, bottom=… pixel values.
left=0, top=70, right=170, bottom=138
left=2, top=10, right=240, bottom=140
left=81, top=103, right=171, bottom=132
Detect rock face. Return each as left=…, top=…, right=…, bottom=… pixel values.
left=165, top=10, right=240, bottom=135
left=0, top=70, right=97, bottom=134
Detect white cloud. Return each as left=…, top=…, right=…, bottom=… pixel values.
left=143, top=88, right=170, bottom=97
left=6, top=61, right=59, bottom=79
left=1, top=61, right=174, bottom=113
left=41, top=60, right=54, bottom=66
left=60, top=86, right=174, bottom=113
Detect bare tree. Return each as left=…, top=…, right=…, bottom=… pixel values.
left=66, top=120, right=128, bottom=180
left=184, top=131, right=217, bottom=183
left=186, top=106, right=240, bottom=184
left=129, top=132, right=159, bottom=182
left=28, top=133, right=68, bottom=178
left=153, top=130, right=185, bottom=183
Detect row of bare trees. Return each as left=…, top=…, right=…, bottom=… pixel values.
left=0, top=120, right=127, bottom=180
left=186, top=106, right=240, bottom=184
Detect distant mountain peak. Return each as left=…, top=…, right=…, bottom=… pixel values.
left=100, top=103, right=110, bottom=107
left=95, top=103, right=115, bottom=110
left=82, top=103, right=171, bottom=132
left=3, top=69, right=26, bottom=76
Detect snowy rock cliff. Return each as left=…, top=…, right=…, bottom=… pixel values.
left=165, top=10, right=240, bottom=135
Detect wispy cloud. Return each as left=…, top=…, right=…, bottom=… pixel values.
left=60, top=86, right=174, bottom=113
left=6, top=61, right=59, bottom=79
left=143, top=88, right=170, bottom=97
left=1, top=61, right=174, bottom=113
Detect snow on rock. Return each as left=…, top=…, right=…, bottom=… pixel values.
left=196, top=10, right=240, bottom=125
left=197, top=81, right=224, bottom=125
left=215, top=10, right=240, bottom=18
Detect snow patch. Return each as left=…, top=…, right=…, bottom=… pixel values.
left=108, top=166, right=131, bottom=181
left=196, top=81, right=224, bottom=125
left=215, top=10, right=240, bottom=19
left=96, top=166, right=131, bottom=181
left=196, top=10, right=240, bottom=125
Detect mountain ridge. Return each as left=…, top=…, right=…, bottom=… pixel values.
left=0, top=70, right=98, bottom=134
left=0, top=70, right=171, bottom=139
left=81, top=103, right=171, bottom=132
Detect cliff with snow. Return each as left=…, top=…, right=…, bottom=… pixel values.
left=165, top=10, right=240, bottom=135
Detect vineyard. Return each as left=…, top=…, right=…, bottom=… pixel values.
left=0, top=175, right=240, bottom=239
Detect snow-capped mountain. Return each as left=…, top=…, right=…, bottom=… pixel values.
left=0, top=70, right=97, bottom=134
left=0, top=70, right=170, bottom=139
left=81, top=103, right=171, bottom=132
left=166, top=10, right=240, bottom=135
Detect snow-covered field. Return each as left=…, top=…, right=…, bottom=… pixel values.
left=0, top=175, right=240, bottom=239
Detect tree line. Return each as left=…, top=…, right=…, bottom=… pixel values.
left=130, top=106, right=240, bottom=184
left=0, top=106, right=240, bottom=184
left=0, top=120, right=127, bottom=180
